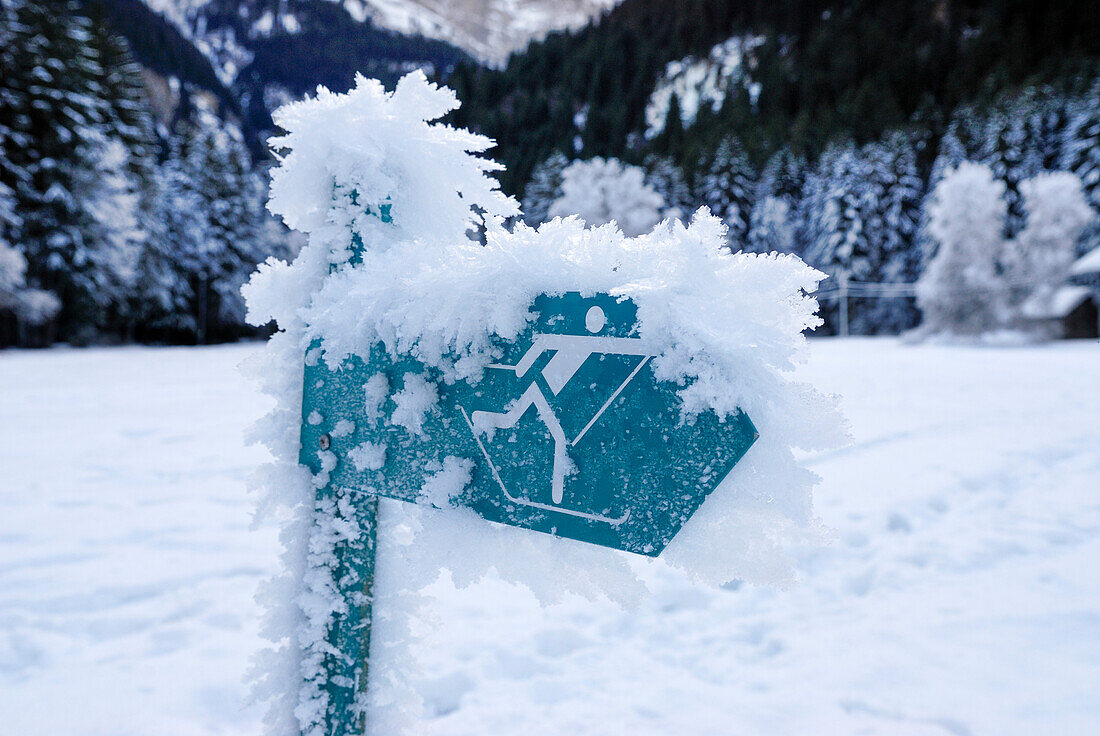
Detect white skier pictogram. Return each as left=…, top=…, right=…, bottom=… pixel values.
left=459, top=306, right=653, bottom=524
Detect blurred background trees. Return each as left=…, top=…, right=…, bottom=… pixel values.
left=1, top=0, right=1099, bottom=344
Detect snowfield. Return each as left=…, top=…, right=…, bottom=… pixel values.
left=1, top=338, right=1098, bottom=735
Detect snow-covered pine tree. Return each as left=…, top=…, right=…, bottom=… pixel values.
left=1059, top=88, right=1100, bottom=253
left=747, top=147, right=806, bottom=255
left=747, top=196, right=795, bottom=255
left=928, top=126, right=967, bottom=188
left=979, top=97, right=1047, bottom=237
left=133, top=135, right=207, bottom=341
left=0, top=0, right=162, bottom=343
left=916, top=162, right=1010, bottom=336
left=548, top=157, right=664, bottom=237
left=801, top=143, right=876, bottom=333
left=1007, top=171, right=1094, bottom=321
left=0, top=177, right=60, bottom=342
left=177, top=114, right=267, bottom=343
left=205, top=134, right=268, bottom=338
left=1025, top=92, right=1072, bottom=174
left=90, top=17, right=162, bottom=338
left=697, top=136, right=756, bottom=248
left=643, top=155, right=694, bottom=220
left=521, top=151, right=568, bottom=226
left=0, top=0, right=120, bottom=342
left=860, top=131, right=924, bottom=332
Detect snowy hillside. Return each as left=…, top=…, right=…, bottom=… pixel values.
left=349, top=0, right=621, bottom=66
left=142, top=0, right=621, bottom=67
left=645, top=35, right=765, bottom=139
left=2, top=339, right=1098, bottom=734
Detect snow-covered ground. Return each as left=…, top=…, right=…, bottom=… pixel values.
left=2, top=339, right=1098, bottom=735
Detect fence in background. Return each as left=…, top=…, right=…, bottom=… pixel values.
left=813, top=276, right=918, bottom=337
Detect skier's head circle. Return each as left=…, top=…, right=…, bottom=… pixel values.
left=585, top=306, right=606, bottom=334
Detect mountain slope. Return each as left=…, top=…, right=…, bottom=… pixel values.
left=145, top=0, right=621, bottom=67
left=358, top=0, right=621, bottom=66
left=128, top=0, right=471, bottom=140
left=82, top=0, right=252, bottom=145
left=448, top=0, right=1100, bottom=194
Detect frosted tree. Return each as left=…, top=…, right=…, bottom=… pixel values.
left=0, top=0, right=115, bottom=340
left=136, top=115, right=269, bottom=343
left=548, top=157, right=664, bottom=236
left=521, top=151, right=568, bottom=226
left=747, top=148, right=805, bottom=255
left=643, top=155, right=695, bottom=220
left=916, top=162, right=1010, bottom=336
left=1007, top=172, right=1094, bottom=317
left=697, top=136, right=756, bottom=247
left=191, top=120, right=269, bottom=338
left=918, top=110, right=985, bottom=272
left=0, top=182, right=60, bottom=332
left=803, top=145, right=875, bottom=280
left=979, top=96, right=1051, bottom=237
left=861, top=132, right=925, bottom=332
left=0, top=237, right=25, bottom=315
left=1059, top=90, right=1100, bottom=253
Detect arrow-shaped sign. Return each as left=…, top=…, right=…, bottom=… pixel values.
left=300, top=291, right=758, bottom=555
left=298, top=291, right=757, bottom=735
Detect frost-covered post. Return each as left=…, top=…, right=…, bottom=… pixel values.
left=297, top=188, right=394, bottom=736
left=243, top=72, right=518, bottom=736
left=244, top=72, right=843, bottom=736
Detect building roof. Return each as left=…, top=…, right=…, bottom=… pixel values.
left=1021, top=285, right=1094, bottom=320
left=1070, top=247, right=1100, bottom=277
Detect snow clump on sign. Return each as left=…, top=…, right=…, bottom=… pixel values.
left=389, top=372, right=438, bottom=437
left=418, top=456, right=476, bottom=509
left=348, top=441, right=386, bottom=472
left=242, top=71, right=845, bottom=736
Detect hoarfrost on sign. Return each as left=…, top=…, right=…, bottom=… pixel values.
left=348, top=441, right=387, bottom=472
left=418, top=456, right=475, bottom=509
left=241, top=70, right=846, bottom=736
left=364, top=373, right=389, bottom=421
left=389, top=373, right=438, bottom=437
left=330, top=419, right=355, bottom=438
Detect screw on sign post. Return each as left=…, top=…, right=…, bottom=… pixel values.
left=299, top=210, right=758, bottom=734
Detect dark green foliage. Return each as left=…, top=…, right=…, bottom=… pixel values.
left=81, top=0, right=241, bottom=128
left=521, top=151, right=569, bottom=225
left=175, top=0, right=468, bottom=143
left=449, top=0, right=1100, bottom=197
left=697, top=137, right=756, bottom=246
left=1, top=0, right=283, bottom=346
left=0, top=0, right=117, bottom=342
left=134, top=119, right=272, bottom=344
left=643, top=155, right=694, bottom=219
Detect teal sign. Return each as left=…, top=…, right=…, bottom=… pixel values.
left=300, top=292, right=757, bottom=555
left=298, top=259, right=757, bottom=735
